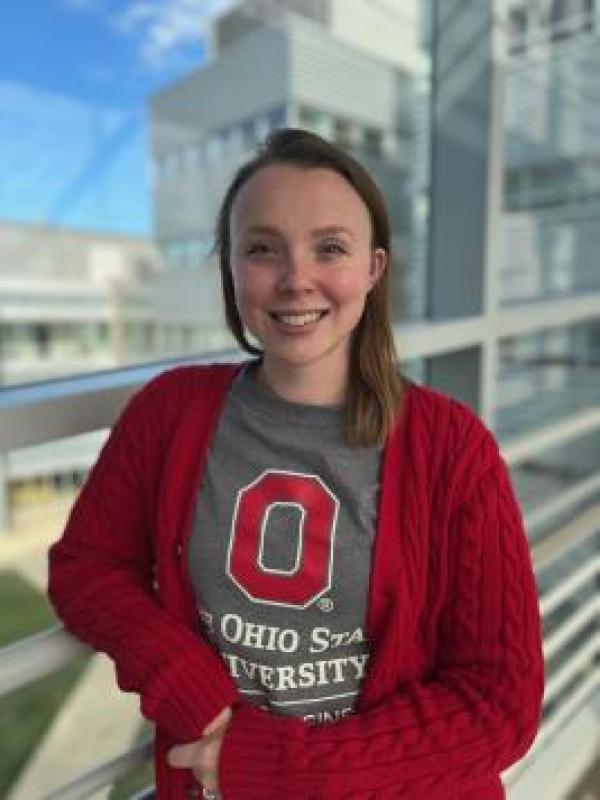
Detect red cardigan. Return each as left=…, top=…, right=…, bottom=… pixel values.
left=48, top=364, right=544, bottom=799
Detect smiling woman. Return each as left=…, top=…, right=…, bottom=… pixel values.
left=48, top=129, right=544, bottom=800
left=227, top=164, right=387, bottom=407
left=215, top=130, right=402, bottom=445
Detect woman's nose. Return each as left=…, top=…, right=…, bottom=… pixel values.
left=279, top=254, right=313, bottom=292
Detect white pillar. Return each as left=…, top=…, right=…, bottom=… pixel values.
left=426, top=0, right=506, bottom=424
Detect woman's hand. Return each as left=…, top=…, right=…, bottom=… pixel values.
left=168, top=707, right=233, bottom=792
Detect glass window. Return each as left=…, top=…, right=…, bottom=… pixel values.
left=508, top=7, right=528, bottom=54
left=333, top=116, right=354, bottom=148
left=298, top=105, right=331, bottom=138
left=502, top=19, right=600, bottom=304
left=363, top=126, right=383, bottom=156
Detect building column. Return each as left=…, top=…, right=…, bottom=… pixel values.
left=425, top=0, right=506, bottom=423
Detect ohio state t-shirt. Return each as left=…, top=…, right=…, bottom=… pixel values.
left=188, top=363, right=381, bottom=724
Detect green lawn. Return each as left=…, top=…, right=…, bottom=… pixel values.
left=0, top=570, right=90, bottom=796
left=0, top=569, right=58, bottom=649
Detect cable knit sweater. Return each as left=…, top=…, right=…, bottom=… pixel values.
left=47, top=363, right=544, bottom=799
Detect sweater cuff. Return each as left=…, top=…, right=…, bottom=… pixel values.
left=219, top=704, right=306, bottom=798
left=141, top=643, right=241, bottom=741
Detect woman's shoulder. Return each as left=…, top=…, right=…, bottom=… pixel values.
left=404, top=379, right=502, bottom=492
left=406, top=379, right=491, bottom=437
left=117, top=361, right=244, bottom=430
left=140, top=361, right=241, bottom=400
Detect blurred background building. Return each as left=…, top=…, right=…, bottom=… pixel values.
left=0, top=0, right=598, bottom=798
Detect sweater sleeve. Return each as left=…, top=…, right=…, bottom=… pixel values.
left=47, top=376, right=241, bottom=742
left=218, top=447, right=545, bottom=798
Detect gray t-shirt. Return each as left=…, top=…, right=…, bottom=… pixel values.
left=188, top=364, right=381, bottom=723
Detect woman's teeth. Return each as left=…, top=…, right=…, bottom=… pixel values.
left=273, top=311, right=325, bottom=326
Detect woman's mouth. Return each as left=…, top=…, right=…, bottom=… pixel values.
left=269, top=310, right=329, bottom=327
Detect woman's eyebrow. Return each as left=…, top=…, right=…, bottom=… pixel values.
left=243, top=225, right=280, bottom=237
left=311, top=225, right=355, bottom=240
left=243, top=225, right=355, bottom=239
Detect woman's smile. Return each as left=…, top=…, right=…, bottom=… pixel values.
left=268, top=309, right=330, bottom=329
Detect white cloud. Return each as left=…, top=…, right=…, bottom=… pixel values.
left=112, top=0, right=239, bottom=68
left=59, top=0, right=240, bottom=71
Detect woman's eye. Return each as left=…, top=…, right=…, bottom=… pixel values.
left=246, top=242, right=274, bottom=255
left=319, top=241, right=347, bottom=255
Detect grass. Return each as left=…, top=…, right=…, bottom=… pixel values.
left=0, top=569, right=90, bottom=796
left=0, top=569, right=158, bottom=799
left=0, top=569, right=57, bottom=649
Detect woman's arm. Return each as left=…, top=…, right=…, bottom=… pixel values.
left=47, top=374, right=241, bottom=743
left=216, top=448, right=545, bottom=798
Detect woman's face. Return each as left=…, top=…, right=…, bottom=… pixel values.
left=229, top=164, right=386, bottom=388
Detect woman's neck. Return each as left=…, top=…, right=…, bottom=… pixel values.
left=255, top=358, right=348, bottom=406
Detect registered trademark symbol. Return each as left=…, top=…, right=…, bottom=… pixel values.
left=318, top=597, right=334, bottom=612
left=198, top=608, right=214, bottom=633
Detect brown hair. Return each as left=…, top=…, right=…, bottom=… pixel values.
left=214, top=127, right=406, bottom=446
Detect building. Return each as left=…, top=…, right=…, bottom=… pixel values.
left=0, top=220, right=233, bottom=527
left=0, top=220, right=159, bottom=386
left=150, top=0, right=426, bottom=324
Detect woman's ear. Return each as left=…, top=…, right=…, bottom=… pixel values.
left=369, top=248, right=387, bottom=289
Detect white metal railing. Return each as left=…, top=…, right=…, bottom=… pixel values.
left=0, top=627, right=90, bottom=696
left=43, top=740, right=153, bottom=800
left=0, top=350, right=244, bottom=454
left=2, top=296, right=600, bottom=454
left=543, top=596, right=598, bottom=662
left=524, top=473, right=600, bottom=532
left=502, top=512, right=599, bottom=792
left=0, top=353, right=598, bottom=799
left=543, top=635, right=599, bottom=707
left=539, top=556, right=599, bottom=617
left=535, top=669, right=599, bottom=751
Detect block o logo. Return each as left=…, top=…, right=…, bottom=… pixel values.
left=227, top=470, right=339, bottom=608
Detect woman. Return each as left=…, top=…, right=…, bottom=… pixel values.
left=48, top=128, right=544, bottom=799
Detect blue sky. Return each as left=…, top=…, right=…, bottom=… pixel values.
left=0, top=0, right=236, bottom=236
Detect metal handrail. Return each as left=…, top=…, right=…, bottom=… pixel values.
left=2, top=301, right=600, bottom=453
left=539, top=557, right=599, bottom=616
left=524, top=473, right=600, bottom=532
left=43, top=739, right=153, bottom=800
left=504, top=668, right=599, bottom=788
left=543, top=636, right=599, bottom=706
left=0, top=626, right=90, bottom=696
left=0, top=349, right=245, bottom=453
left=543, top=597, right=599, bottom=661
left=128, top=788, right=155, bottom=800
